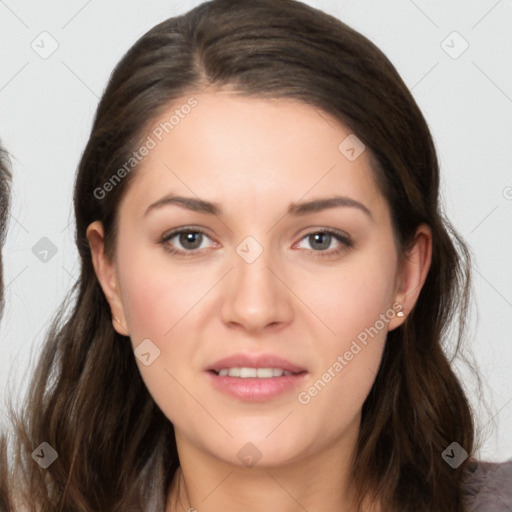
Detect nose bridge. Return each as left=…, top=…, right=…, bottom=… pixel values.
left=220, top=234, right=293, bottom=331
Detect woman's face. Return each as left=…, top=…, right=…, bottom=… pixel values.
left=91, top=91, right=413, bottom=468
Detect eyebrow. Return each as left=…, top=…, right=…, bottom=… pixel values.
left=144, top=193, right=373, bottom=220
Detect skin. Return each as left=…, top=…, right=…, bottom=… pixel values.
left=88, top=91, right=432, bottom=512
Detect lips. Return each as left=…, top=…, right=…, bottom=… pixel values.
left=206, top=353, right=307, bottom=375
left=205, top=353, right=308, bottom=401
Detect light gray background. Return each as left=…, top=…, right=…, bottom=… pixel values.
left=1, top=0, right=511, bottom=461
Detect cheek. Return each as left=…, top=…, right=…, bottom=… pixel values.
left=296, top=247, right=396, bottom=415
left=117, top=242, right=201, bottom=342
left=311, top=247, right=398, bottom=344
left=115, top=242, right=213, bottom=422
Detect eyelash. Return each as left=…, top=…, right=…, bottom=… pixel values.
left=159, top=226, right=353, bottom=258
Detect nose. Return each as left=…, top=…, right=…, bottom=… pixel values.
left=220, top=242, right=294, bottom=333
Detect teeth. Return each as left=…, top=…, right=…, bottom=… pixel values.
left=240, top=367, right=257, bottom=378
left=257, top=368, right=274, bottom=378
left=216, top=367, right=294, bottom=378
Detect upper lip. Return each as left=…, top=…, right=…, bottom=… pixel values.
left=206, top=353, right=307, bottom=374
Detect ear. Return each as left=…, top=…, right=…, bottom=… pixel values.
left=86, top=221, right=129, bottom=336
left=388, top=223, right=432, bottom=331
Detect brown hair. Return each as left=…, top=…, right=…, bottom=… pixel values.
left=1, top=1, right=477, bottom=510
left=0, top=143, right=12, bottom=511
left=0, top=142, right=10, bottom=316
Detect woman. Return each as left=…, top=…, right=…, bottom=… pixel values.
left=1, top=1, right=510, bottom=510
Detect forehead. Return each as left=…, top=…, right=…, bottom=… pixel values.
left=119, top=91, right=387, bottom=219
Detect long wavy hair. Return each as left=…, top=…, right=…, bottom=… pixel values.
left=1, top=0, right=478, bottom=510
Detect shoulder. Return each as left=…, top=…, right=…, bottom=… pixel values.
left=463, top=458, right=512, bottom=511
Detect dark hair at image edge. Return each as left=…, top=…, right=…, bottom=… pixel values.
left=0, top=143, right=12, bottom=511
left=0, top=143, right=11, bottom=316
left=0, top=139, right=13, bottom=510
left=0, top=0, right=482, bottom=510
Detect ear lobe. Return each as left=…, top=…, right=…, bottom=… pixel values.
left=388, top=224, right=432, bottom=331
left=86, top=221, right=129, bottom=336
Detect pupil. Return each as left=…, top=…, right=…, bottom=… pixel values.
left=180, top=232, right=201, bottom=249
left=311, top=233, right=330, bottom=250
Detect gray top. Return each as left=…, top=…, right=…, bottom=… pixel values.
left=464, top=459, right=512, bottom=511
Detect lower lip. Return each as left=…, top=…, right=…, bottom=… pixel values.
left=206, top=371, right=307, bottom=401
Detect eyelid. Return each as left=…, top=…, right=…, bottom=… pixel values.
left=160, top=225, right=212, bottom=241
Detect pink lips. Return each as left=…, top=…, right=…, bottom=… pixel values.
left=205, top=353, right=308, bottom=402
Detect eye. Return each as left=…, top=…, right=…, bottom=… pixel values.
left=159, top=227, right=353, bottom=258
left=159, top=227, right=217, bottom=256
left=294, top=229, right=353, bottom=257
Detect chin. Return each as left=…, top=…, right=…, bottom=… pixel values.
left=208, top=427, right=314, bottom=469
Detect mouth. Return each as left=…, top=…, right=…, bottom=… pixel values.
left=209, top=367, right=305, bottom=378
left=205, top=354, right=308, bottom=401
